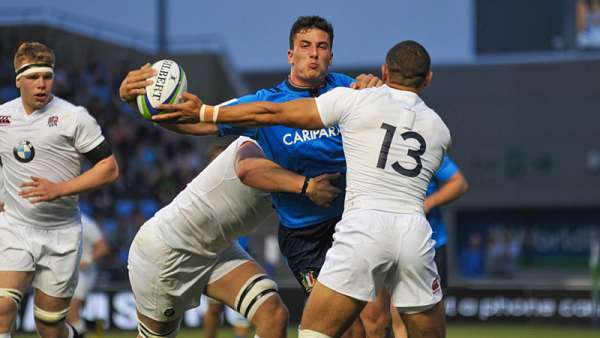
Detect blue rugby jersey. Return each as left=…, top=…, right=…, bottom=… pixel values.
left=219, top=72, right=354, bottom=228
left=426, top=155, right=460, bottom=248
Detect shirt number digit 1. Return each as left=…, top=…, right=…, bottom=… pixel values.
left=377, top=123, right=427, bottom=177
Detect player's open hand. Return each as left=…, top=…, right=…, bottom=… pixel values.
left=19, top=176, right=65, bottom=204
left=306, top=173, right=342, bottom=207
left=119, top=63, right=155, bottom=102
left=351, top=73, right=383, bottom=89
left=153, top=92, right=204, bottom=124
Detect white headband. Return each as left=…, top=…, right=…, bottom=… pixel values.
left=15, top=62, right=54, bottom=81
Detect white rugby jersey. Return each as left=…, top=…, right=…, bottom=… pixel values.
left=81, top=213, right=104, bottom=270
left=0, top=167, right=4, bottom=203
left=0, top=97, right=105, bottom=228
left=316, top=85, right=451, bottom=214
left=150, top=136, right=273, bottom=257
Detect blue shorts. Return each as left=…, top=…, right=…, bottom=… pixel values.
left=278, top=217, right=340, bottom=294
left=434, top=244, right=447, bottom=292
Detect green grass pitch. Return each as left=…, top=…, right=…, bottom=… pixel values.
left=18, top=323, right=600, bottom=338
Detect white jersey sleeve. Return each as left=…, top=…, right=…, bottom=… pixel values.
left=69, top=108, right=105, bottom=153
left=315, top=87, right=359, bottom=127
left=0, top=167, right=4, bottom=204
left=150, top=136, right=273, bottom=256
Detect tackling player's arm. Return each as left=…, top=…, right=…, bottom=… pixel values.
left=221, top=98, right=324, bottom=129
left=235, top=141, right=341, bottom=207
left=19, top=143, right=119, bottom=204
left=155, top=92, right=325, bottom=130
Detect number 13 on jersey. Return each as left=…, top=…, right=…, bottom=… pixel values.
left=377, top=122, right=427, bottom=177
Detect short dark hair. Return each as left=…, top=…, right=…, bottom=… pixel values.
left=385, top=40, right=431, bottom=88
left=289, top=16, right=334, bottom=49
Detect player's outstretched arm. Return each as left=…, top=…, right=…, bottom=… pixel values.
left=155, top=92, right=325, bottom=130
left=160, top=122, right=220, bottom=135
left=19, top=155, right=119, bottom=204
left=235, top=141, right=341, bottom=207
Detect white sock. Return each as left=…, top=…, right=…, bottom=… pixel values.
left=72, top=320, right=87, bottom=334
left=298, top=329, right=332, bottom=338
left=66, top=323, right=75, bottom=338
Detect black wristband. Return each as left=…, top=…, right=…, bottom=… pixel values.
left=300, top=176, right=311, bottom=195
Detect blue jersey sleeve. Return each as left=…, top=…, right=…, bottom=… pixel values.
left=434, top=155, right=460, bottom=183
left=330, top=72, right=355, bottom=88
left=217, top=94, right=260, bottom=138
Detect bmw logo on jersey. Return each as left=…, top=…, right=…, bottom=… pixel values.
left=13, top=140, right=35, bottom=163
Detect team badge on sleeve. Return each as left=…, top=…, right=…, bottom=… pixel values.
left=13, top=140, right=35, bottom=163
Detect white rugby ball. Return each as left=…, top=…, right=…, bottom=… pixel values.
left=137, top=59, right=187, bottom=119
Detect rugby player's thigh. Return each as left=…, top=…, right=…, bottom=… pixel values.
left=0, top=214, right=35, bottom=275
left=32, top=224, right=82, bottom=298
left=128, top=225, right=215, bottom=322
left=386, top=214, right=442, bottom=312
left=318, top=209, right=397, bottom=303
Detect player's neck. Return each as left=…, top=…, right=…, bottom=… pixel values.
left=387, top=82, right=421, bottom=95
left=287, top=74, right=325, bottom=91
left=21, top=95, right=53, bottom=115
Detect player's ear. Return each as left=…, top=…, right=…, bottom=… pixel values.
left=423, top=71, right=433, bottom=88
left=287, top=49, right=294, bottom=65
left=15, top=78, right=21, bottom=89
left=328, top=52, right=333, bottom=65
left=381, top=64, right=388, bottom=82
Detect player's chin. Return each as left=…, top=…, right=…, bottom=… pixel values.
left=30, top=98, right=49, bottom=109
left=304, top=70, right=327, bottom=82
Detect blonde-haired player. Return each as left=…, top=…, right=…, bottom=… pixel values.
left=0, top=42, right=119, bottom=338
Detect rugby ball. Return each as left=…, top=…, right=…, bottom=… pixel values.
left=137, top=59, right=187, bottom=119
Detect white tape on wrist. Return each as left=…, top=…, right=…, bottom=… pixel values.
left=199, top=104, right=207, bottom=122
left=212, top=105, right=220, bottom=123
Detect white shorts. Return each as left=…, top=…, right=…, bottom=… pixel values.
left=318, top=210, right=442, bottom=313
left=128, top=224, right=251, bottom=322
left=73, top=268, right=97, bottom=300
left=0, top=213, right=82, bottom=298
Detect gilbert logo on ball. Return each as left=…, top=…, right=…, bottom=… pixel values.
left=137, top=59, right=188, bottom=119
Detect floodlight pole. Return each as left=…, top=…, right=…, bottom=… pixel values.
left=157, top=0, right=167, bottom=54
